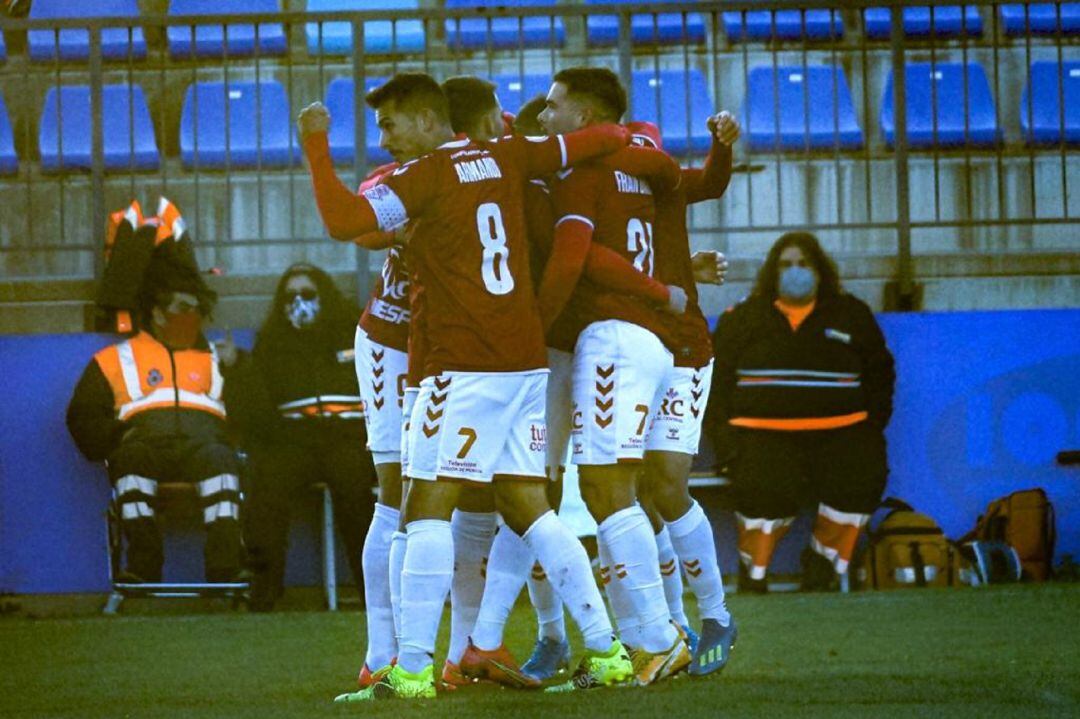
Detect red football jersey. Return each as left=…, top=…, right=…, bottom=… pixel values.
left=653, top=189, right=713, bottom=368
left=524, top=178, right=580, bottom=353
left=356, top=164, right=412, bottom=352
left=551, top=162, right=678, bottom=350
left=359, top=244, right=411, bottom=352
left=364, top=135, right=557, bottom=376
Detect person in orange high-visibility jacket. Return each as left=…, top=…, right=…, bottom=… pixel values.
left=66, top=253, right=244, bottom=583
left=706, top=232, right=895, bottom=593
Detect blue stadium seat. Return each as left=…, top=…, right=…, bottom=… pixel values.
left=999, top=4, right=1080, bottom=35
left=881, top=62, right=1000, bottom=149
left=180, top=81, right=297, bottom=169
left=1020, top=61, right=1080, bottom=145
left=325, top=77, right=392, bottom=166
left=0, top=92, right=16, bottom=175
left=0, top=29, right=6, bottom=63
left=585, top=0, right=706, bottom=46
left=444, top=0, right=565, bottom=50
left=630, top=69, right=713, bottom=156
left=864, top=6, right=983, bottom=38
left=27, top=0, right=147, bottom=63
left=723, top=10, right=843, bottom=41
left=39, top=85, right=158, bottom=172
left=306, top=0, right=425, bottom=55
left=744, top=66, right=863, bottom=152
left=492, top=74, right=552, bottom=115
left=167, top=0, right=287, bottom=59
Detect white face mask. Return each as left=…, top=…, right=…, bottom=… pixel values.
left=286, top=295, right=320, bottom=329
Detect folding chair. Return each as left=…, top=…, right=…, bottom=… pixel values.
left=103, top=482, right=249, bottom=614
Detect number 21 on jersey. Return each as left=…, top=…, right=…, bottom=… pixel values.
left=476, top=202, right=515, bottom=295
left=627, top=218, right=654, bottom=276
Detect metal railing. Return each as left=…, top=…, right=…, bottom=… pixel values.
left=0, top=1, right=1076, bottom=313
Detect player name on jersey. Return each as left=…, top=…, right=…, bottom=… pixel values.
left=614, top=170, right=652, bottom=196
left=453, top=156, right=503, bottom=184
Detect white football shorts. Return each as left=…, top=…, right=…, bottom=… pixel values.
left=354, top=326, right=409, bottom=466
left=570, top=320, right=673, bottom=465
left=408, top=369, right=548, bottom=483
left=645, top=360, right=714, bottom=455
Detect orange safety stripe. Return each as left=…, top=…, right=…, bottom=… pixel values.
left=729, top=411, right=868, bottom=431
left=810, top=503, right=870, bottom=573
left=736, top=516, right=794, bottom=581
left=104, top=200, right=144, bottom=259
left=155, top=196, right=187, bottom=244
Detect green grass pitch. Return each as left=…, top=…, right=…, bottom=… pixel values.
left=2, top=585, right=1078, bottom=718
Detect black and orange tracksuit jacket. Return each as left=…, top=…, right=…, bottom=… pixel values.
left=706, top=292, right=895, bottom=463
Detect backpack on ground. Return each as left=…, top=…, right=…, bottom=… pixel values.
left=962, top=488, right=1056, bottom=581
left=862, top=498, right=965, bottom=590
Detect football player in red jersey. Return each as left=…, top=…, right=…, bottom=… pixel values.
left=537, top=67, right=693, bottom=686
left=300, top=72, right=639, bottom=700
left=438, top=78, right=687, bottom=687
left=618, top=117, right=743, bottom=677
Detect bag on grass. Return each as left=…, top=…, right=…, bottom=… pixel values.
left=863, top=498, right=964, bottom=590
left=962, top=488, right=1056, bottom=581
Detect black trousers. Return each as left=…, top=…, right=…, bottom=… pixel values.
left=731, top=421, right=888, bottom=519
left=107, top=433, right=244, bottom=582
left=243, top=432, right=376, bottom=606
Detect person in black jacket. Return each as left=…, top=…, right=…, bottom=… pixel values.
left=66, top=253, right=245, bottom=583
left=707, top=232, right=895, bottom=592
left=222, top=263, right=376, bottom=611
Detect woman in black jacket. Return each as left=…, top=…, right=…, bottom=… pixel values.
left=223, top=263, right=375, bottom=610
left=707, top=232, right=895, bottom=593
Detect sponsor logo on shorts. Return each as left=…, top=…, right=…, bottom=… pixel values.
left=658, top=387, right=686, bottom=420
left=571, top=401, right=584, bottom=432
left=529, top=424, right=547, bottom=453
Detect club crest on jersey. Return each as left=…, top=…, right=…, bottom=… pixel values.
left=453, top=156, right=503, bottom=184
left=380, top=248, right=408, bottom=301
left=147, top=368, right=163, bottom=386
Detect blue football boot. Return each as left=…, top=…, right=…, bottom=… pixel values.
left=521, top=637, right=572, bottom=681
left=688, top=618, right=737, bottom=676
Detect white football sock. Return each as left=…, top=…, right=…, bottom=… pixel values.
left=398, top=520, right=453, bottom=674
left=597, top=506, right=677, bottom=653
left=471, top=524, right=532, bottom=651
left=667, top=501, right=730, bottom=625
left=655, top=525, right=690, bottom=628
left=527, top=562, right=567, bottom=642
left=388, top=530, right=407, bottom=644
left=362, top=502, right=399, bottom=670
left=598, top=535, right=638, bottom=645
left=448, top=510, right=497, bottom=663
left=523, top=511, right=613, bottom=653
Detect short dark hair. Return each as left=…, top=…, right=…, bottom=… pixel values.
left=441, top=76, right=499, bottom=135
left=514, top=94, right=547, bottom=135
left=552, top=67, right=627, bottom=123
left=752, top=231, right=842, bottom=301
left=137, top=249, right=216, bottom=326
left=365, top=72, right=450, bottom=125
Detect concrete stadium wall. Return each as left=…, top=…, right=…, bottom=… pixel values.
left=1, top=308, right=1077, bottom=595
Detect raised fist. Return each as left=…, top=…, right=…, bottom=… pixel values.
left=706, top=111, right=740, bottom=147
left=297, top=102, right=331, bottom=142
